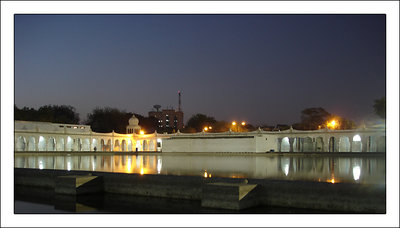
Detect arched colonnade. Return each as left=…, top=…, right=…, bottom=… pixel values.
left=14, top=134, right=161, bottom=152
left=277, top=133, right=385, bottom=152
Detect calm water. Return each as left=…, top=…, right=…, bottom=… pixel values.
left=14, top=153, right=385, bottom=185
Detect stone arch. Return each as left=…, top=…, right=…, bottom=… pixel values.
left=127, top=140, right=132, bottom=151
left=303, top=137, right=313, bottom=152
left=121, top=140, right=127, bottom=152
left=292, top=138, right=300, bottom=152
left=376, top=136, right=385, bottom=152
left=82, top=138, right=90, bottom=151
left=75, top=138, right=83, bottom=151
left=136, top=140, right=142, bottom=151
left=16, top=136, right=26, bottom=151
left=328, top=136, right=337, bottom=152
left=338, top=136, right=350, bottom=152
left=57, top=138, right=64, bottom=151
left=281, top=137, right=290, bottom=152
left=100, top=139, right=105, bottom=151
left=27, top=137, right=36, bottom=151
left=114, top=140, right=120, bottom=151
left=315, top=137, right=324, bottom=152
left=352, top=135, right=362, bottom=152
left=143, top=140, right=148, bottom=151
left=149, top=140, right=156, bottom=151
left=66, top=136, right=73, bottom=151
left=38, top=136, right=46, bottom=151
left=47, top=137, right=56, bottom=151
left=92, top=138, right=98, bottom=151
left=106, top=139, right=112, bottom=151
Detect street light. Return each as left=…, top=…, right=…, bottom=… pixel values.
left=232, top=121, right=246, bottom=132
left=327, top=120, right=339, bottom=129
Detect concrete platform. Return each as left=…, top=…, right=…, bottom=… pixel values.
left=201, top=182, right=259, bottom=210
left=15, top=168, right=386, bottom=213
left=55, top=175, right=103, bottom=195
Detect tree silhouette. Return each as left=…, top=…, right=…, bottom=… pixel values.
left=373, top=97, right=386, bottom=119
left=300, top=107, right=331, bottom=130
left=15, top=105, right=80, bottom=124
left=85, top=107, right=157, bottom=133
left=185, top=113, right=216, bottom=132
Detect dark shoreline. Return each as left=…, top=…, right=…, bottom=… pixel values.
left=14, top=168, right=385, bottom=213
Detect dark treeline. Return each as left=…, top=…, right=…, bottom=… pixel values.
left=85, top=107, right=158, bottom=134
left=291, top=107, right=356, bottom=130
left=16, top=98, right=383, bottom=134
left=14, top=105, right=157, bottom=134
left=15, top=105, right=80, bottom=124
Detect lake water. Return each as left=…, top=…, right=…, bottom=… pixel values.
left=14, top=153, right=385, bottom=185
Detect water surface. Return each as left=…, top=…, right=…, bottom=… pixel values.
left=14, top=153, right=385, bottom=185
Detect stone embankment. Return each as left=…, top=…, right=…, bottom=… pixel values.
left=14, top=168, right=385, bottom=213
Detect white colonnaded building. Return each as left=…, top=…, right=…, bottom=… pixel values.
left=14, top=115, right=385, bottom=153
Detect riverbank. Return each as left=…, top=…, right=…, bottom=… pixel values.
left=14, top=168, right=385, bottom=213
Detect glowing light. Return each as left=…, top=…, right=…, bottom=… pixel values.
left=140, top=130, right=145, bottom=135
left=241, top=121, right=246, bottom=126
left=353, top=135, right=361, bottom=142
left=283, top=137, right=289, bottom=143
left=208, top=174, right=212, bottom=178
left=327, top=120, right=339, bottom=129
left=328, top=178, right=336, bottom=184
left=140, top=167, right=144, bottom=175
left=204, top=171, right=208, bottom=178
left=232, top=121, right=236, bottom=126
left=126, top=157, right=132, bottom=173
left=157, top=158, right=162, bottom=174
left=283, top=164, right=289, bottom=176
left=204, top=127, right=208, bottom=131
left=39, top=161, right=44, bottom=170
left=209, top=126, right=212, bottom=129
left=353, top=166, right=361, bottom=181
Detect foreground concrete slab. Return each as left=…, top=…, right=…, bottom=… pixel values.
left=55, top=175, right=103, bottom=195
left=201, top=182, right=259, bottom=210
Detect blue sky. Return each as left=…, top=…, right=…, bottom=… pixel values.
left=15, top=14, right=385, bottom=125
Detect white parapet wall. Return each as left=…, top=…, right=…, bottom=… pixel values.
left=161, top=127, right=386, bottom=153
left=163, top=135, right=259, bottom=153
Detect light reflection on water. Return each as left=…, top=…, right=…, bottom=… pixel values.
left=14, top=154, right=385, bottom=185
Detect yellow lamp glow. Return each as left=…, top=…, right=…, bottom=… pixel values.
left=327, top=120, right=338, bottom=129
left=232, top=121, right=236, bottom=126
left=204, top=127, right=208, bottom=131
left=241, top=121, right=246, bottom=126
left=140, top=130, right=144, bottom=135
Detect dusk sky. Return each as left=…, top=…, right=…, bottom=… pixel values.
left=15, top=14, right=385, bottom=126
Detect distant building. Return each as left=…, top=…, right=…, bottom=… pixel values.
left=148, top=109, right=184, bottom=133
left=149, top=91, right=184, bottom=133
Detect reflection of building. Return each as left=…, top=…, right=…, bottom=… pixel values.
left=148, top=109, right=184, bottom=133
